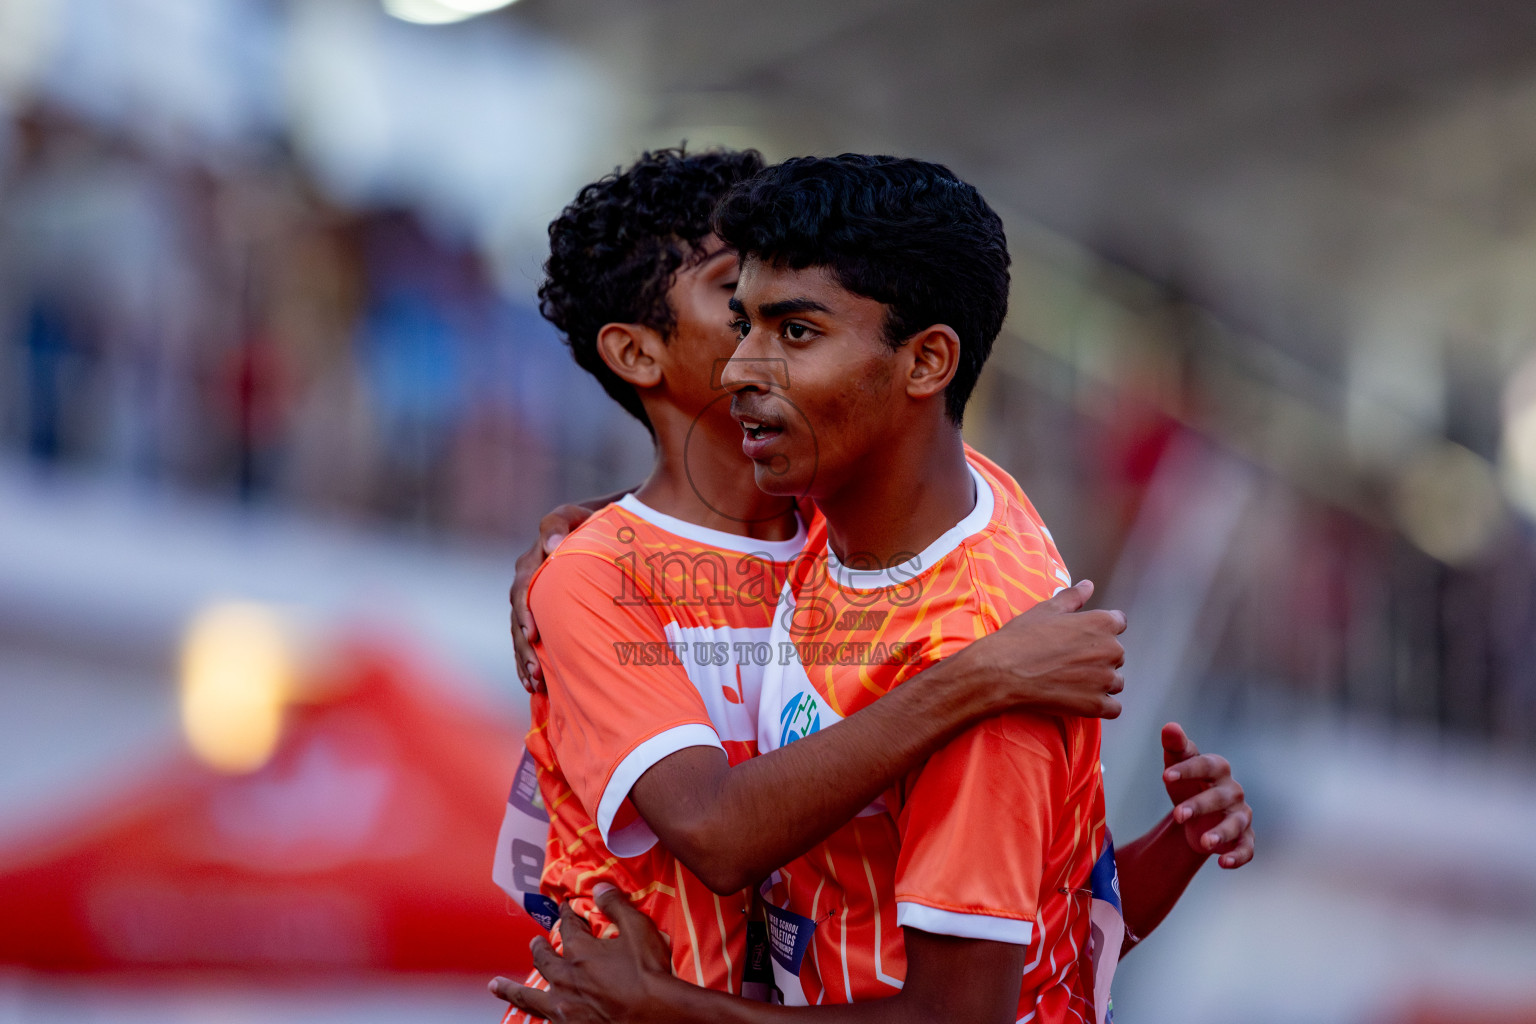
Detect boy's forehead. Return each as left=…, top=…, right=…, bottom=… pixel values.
left=736, top=258, right=845, bottom=306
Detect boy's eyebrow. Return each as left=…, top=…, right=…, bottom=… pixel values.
left=728, top=296, right=746, bottom=315
left=758, top=297, right=831, bottom=318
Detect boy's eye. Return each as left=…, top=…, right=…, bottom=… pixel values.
left=784, top=322, right=812, bottom=341
left=729, top=318, right=750, bottom=339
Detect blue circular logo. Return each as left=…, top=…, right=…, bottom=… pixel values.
left=779, top=691, right=822, bottom=747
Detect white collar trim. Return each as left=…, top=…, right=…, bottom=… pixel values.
left=826, top=464, right=995, bottom=591
left=615, top=493, right=807, bottom=560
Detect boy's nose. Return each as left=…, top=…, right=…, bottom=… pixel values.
left=718, top=356, right=789, bottom=394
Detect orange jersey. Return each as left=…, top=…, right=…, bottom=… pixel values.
left=498, top=494, right=804, bottom=1022
left=756, top=453, right=1109, bottom=1023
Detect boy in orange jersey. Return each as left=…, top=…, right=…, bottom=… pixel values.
left=495, top=156, right=1254, bottom=1024
left=491, top=150, right=1135, bottom=1022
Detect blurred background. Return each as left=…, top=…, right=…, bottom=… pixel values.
left=1, top=1, right=1534, bottom=1022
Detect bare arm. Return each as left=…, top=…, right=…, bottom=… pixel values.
left=494, top=890, right=1024, bottom=1024
left=629, top=582, right=1127, bottom=894
left=1116, top=722, right=1255, bottom=954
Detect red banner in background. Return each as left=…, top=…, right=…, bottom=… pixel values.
left=0, top=640, right=539, bottom=976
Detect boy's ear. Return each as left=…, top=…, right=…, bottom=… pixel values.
left=904, top=325, right=962, bottom=403
left=595, top=322, right=665, bottom=389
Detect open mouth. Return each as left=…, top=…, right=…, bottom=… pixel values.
left=733, top=407, right=788, bottom=460
left=739, top=419, right=783, bottom=443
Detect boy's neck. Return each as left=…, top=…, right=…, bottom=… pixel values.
left=633, top=411, right=801, bottom=542
left=819, top=427, right=975, bottom=568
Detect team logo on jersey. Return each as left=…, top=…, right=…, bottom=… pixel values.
left=779, top=691, right=822, bottom=746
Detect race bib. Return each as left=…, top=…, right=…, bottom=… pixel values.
left=1088, top=832, right=1125, bottom=1024
left=759, top=880, right=818, bottom=1006
left=491, top=745, right=559, bottom=929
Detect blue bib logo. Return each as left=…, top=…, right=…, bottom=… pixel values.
left=763, top=900, right=816, bottom=974
left=779, top=691, right=822, bottom=746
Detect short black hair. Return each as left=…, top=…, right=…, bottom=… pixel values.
left=713, top=154, right=1009, bottom=425
left=539, top=147, right=767, bottom=434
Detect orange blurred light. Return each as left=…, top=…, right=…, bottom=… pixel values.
left=179, top=603, right=292, bottom=774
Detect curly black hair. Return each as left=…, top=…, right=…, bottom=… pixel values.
left=713, top=154, right=1009, bottom=425
left=538, top=147, right=767, bottom=434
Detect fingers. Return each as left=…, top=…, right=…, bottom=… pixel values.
left=536, top=512, right=570, bottom=553
left=511, top=605, right=540, bottom=693
left=490, top=976, right=558, bottom=1020
left=512, top=501, right=590, bottom=693
left=592, top=883, right=648, bottom=933
left=1193, top=801, right=1252, bottom=851
left=512, top=638, right=543, bottom=693
left=1165, top=751, right=1229, bottom=786
left=1047, top=579, right=1093, bottom=613
left=1172, top=773, right=1242, bottom=820
left=1160, top=722, right=1199, bottom=771
left=1071, top=613, right=1128, bottom=672
left=1217, top=826, right=1256, bottom=869
left=539, top=504, right=590, bottom=553
left=1087, top=670, right=1125, bottom=719
left=595, top=882, right=673, bottom=969
left=519, top=589, right=541, bottom=649
left=1173, top=776, right=1234, bottom=822
left=557, top=900, right=597, bottom=951
left=1072, top=614, right=1126, bottom=667
left=511, top=545, right=544, bottom=693
left=530, top=935, right=575, bottom=987
left=1162, top=736, right=1254, bottom=864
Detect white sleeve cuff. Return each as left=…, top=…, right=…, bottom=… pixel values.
left=596, top=723, right=724, bottom=857
left=896, top=901, right=1035, bottom=946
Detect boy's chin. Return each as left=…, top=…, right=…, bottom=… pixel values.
left=752, top=462, right=808, bottom=498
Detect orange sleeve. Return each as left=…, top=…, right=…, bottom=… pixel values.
left=892, top=712, right=1066, bottom=945
left=528, top=552, right=722, bottom=857
left=886, top=465, right=1074, bottom=945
